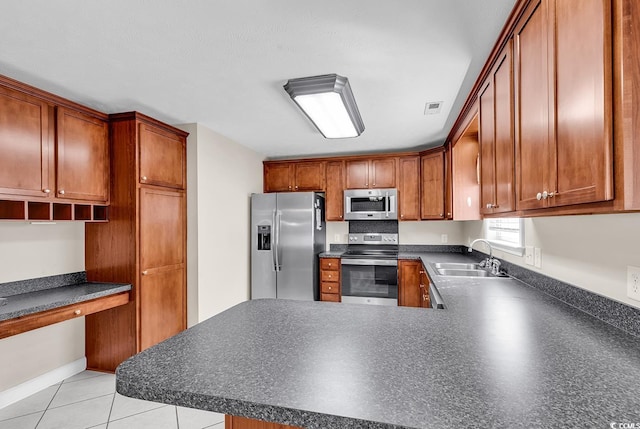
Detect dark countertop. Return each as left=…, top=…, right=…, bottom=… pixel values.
left=116, top=252, right=640, bottom=428
left=0, top=282, right=131, bottom=321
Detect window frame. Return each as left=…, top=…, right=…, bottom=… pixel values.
left=483, top=218, right=525, bottom=256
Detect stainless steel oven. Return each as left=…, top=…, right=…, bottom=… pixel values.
left=340, top=233, right=398, bottom=306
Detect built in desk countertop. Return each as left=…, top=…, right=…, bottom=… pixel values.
left=116, top=253, right=640, bottom=429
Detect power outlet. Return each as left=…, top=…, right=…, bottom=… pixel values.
left=534, top=247, right=542, bottom=268
left=628, top=266, right=640, bottom=301
left=441, top=234, right=448, bottom=244
left=334, top=234, right=341, bottom=243
left=525, top=246, right=534, bottom=266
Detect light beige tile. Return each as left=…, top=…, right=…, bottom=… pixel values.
left=0, top=384, right=59, bottom=421
left=37, top=395, right=113, bottom=429
left=177, top=406, right=225, bottom=429
left=109, top=393, right=167, bottom=421
left=49, top=374, right=115, bottom=408
left=0, top=411, right=43, bottom=429
left=62, top=371, right=105, bottom=384
left=107, top=405, right=178, bottom=429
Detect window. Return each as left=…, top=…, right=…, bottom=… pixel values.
left=484, top=218, right=524, bottom=255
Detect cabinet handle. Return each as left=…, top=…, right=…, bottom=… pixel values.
left=43, top=189, right=51, bottom=194
left=447, top=212, right=452, bottom=217
left=537, top=191, right=551, bottom=200
left=288, top=185, right=292, bottom=190
left=548, top=192, right=555, bottom=198
left=365, top=183, right=368, bottom=187
left=141, top=176, right=147, bottom=181
left=372, top=183, right=376, bottom=187
left=328, top=286, right=332, bottom=290
left=74, top=309, right=81, bottom=315
left=328, top=274, right=332, bottom=279
left=58, top=189, right=65, bottom=195
left=328, top=263, right=332, bottom=267
left=295, top=186, right=299, bottom=190
left=400, top=214, right=404, bottom=219
left=439, top=213, right=443, bottom=217
left=142, top=270, right=148, bottom=275
left=339, top=215, right=342, bottom=219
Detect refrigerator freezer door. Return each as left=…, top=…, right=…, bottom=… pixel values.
left=276, top=193, right=317, bottom=300
left=251, top=193, right=278, bottom=299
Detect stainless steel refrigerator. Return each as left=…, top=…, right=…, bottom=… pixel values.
left=251, top=192, right=326, bottom=301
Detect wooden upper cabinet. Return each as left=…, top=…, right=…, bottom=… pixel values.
left=479, top=41, right=515, bottom=216
left=263, top=161, right=325, bottom=193
left=264, top=162, right=293, bottom=192
left=515, top=0, right=612, bottom=210
left=345, top=159, right=369, bottom=189
left=346, top=157, right=396, bottom=189
left=421, top=149, right=445, bottom=220
left=0, top=85, right=53, bottom=199
left=293, top=161, right=325, bottom=191
left=398, top=156, right=420, bottom=220
left=56, top=107, right=109, bottom=203
left=139, top=123, right=186, bottom=190
left=325, top=160, right=345, bottom=221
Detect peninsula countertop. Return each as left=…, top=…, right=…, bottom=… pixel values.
left=115, top=253, right=640, bottom=428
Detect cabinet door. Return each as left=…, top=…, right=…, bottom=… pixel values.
left=514, top=0, right=550, bottom=210
left=0, top=86, right=53, bottom=198
left=420, top=151, right=445, bottom=220
left=479, top=79, right=496, bottom=215
left=420, top=267, right=431, bottom=308
left=139, top=123, right=186, bottom=189
left=345, top=159, right=369, bottom=189
left=493, top=43, right=515, bottom=213
left=325, top=161, right=344, bottom=221
left=550, top=0, right=612, bottom=207
left=264, top=162, right=293, bottom=192
left=371, top=158, right=396, bottom=188
left=293, top=161, right=325, bottom=191
left=398, top=260, right=421, bottom=307
left=398, top=157, right=420, bottom=220
left=139, top=187, right=186, bottom=350
left=139, top=267, right=185, bottom=351
left=56, top=107, right=109, bottom=202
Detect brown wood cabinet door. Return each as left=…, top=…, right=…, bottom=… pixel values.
left=56, top=107, right=109, bottom=202
left=479, top=79, right=496, bottom=216
left=325, top=161, right=344, bottom=221
left=398, top=260, right=421, bottom=307
left=398, top=156, right=420, bottom=220
left=140, top=188, right=185, bottom=269
left=514, top=0, right=550, bottom=211
left=0, top=85, right=53, bottom=198
left=493, top=42, right=515, bottom=214
left=139, top=266, right=185, bottom=351
left=371, top=158, right=396, bottom=188
left=550, top=0, right=612, bottom=207
left=420, top=151, right=445, bottom=219
left=420, top=268, right=431, bottom=308
left=293, top=161, right=325, bottom=191
left=139, top=123, right=186, bottom=189
left=225, top=415, right=302, bottom=429
left=345, top=159, right=369, bottom=189
left=264, top=162, right=293, bottom=192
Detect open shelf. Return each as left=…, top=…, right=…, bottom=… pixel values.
left=74, top=204, right=92, bottom=221
left=0, top=200, right=26, bottom=220
left=93, top=205, right=108, bottom=221
left=53, top=203, right=73, bottom=221
left=27, top=202, right=51, bottom=220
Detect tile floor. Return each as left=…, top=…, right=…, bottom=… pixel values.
left=0, top=371, right=225, bottom=429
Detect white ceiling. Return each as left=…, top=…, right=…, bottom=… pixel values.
left=0, top=0, right=516, bottom=159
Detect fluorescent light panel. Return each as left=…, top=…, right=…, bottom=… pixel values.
left=284, top=74, right=364, bottom=139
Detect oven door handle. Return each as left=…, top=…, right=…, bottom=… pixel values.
left=341, top=259, right=398, bottom=267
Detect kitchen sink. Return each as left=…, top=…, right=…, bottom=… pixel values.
left=436, top=269, right=495, bottom=277
left=433, top=262, right=480, bottom=270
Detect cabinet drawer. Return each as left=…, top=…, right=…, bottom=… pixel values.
left=320, top=293, right=340, bottom=302
left=321, top=282, right=339, bottom=294
left=320, top=270, right=339, bottom=282
left=320, top=258, right=340, bottom=271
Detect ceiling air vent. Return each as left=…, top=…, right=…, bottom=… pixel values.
left=424, top=101, right=443, bottom=115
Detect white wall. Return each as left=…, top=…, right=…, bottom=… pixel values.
left=181, top=123, right=264, bottom=325
left=0, top=223, right=85, bottom=391
left=326, top=220, right=466, bottom=249
left=463, top=213, right=640, bottom=309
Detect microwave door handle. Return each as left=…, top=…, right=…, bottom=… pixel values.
left=385, top=191, right=389, bottom=218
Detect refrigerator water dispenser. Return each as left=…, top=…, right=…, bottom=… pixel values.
left=257, top=225, right=271, bottom=250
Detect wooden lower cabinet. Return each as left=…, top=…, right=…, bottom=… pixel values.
left=225, top=415, right=302, bottom=429
left=319, top=258, right=340, bottom=302
left=398, top=259, right=430, bottom=308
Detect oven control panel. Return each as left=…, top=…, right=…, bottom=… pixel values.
left=348, top=233, right=398, bottom=244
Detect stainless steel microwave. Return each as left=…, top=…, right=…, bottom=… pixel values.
left=344, top=188, right=398, bottom=220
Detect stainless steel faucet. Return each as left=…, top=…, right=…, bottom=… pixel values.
left=468, top=239, right=501, bottom=274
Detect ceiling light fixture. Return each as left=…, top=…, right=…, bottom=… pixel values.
left=283, top=74, right=365, bottom=139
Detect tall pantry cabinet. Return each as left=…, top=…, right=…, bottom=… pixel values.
left=85, top=112, right=188, bottom=372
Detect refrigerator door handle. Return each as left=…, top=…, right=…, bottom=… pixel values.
left=275, top=210, right=282, bottom=271
left=271, top=210, right=278, bottom=272
left=385, top=191, right=389, bottom=218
